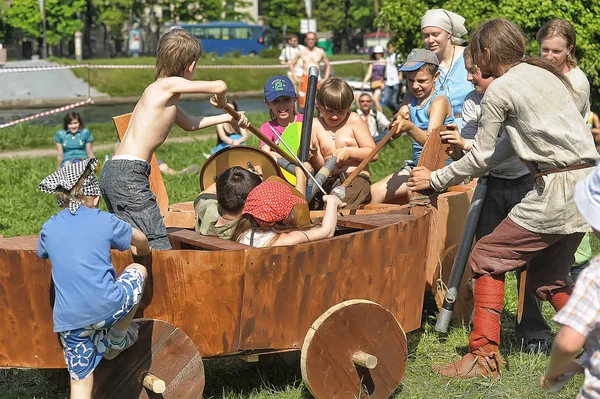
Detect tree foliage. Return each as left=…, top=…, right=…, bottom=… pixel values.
left=5, top=0, right=85, bottom=45
left=379, top=0, right=600, bottom=105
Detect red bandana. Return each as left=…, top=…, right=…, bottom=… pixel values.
left=243, top=181, right=307, bottom=226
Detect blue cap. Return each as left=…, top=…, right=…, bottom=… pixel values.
left=399, top=48, right=439, bottom=72
left=264, top=76, right=296, bottom=102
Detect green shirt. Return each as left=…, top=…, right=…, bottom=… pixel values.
left=193, top=193, right=238, bottom=240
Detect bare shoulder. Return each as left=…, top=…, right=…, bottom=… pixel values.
left=347, top=112, right=367, bottom=126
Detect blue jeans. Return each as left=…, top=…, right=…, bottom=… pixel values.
left=382, top=84, right=400, bottom=113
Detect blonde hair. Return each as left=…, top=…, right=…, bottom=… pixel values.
left=536, top=18, right=577, bottom=69
left=155, top=29, right=202, bottom=80
left=316, top=78, right=354, bottom=111
left=467, top=19, right=574, bottom=92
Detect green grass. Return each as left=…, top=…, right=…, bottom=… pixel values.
left=0, top=136, right=591, bottom=398
left=53, top=55, right=370, bottom=97
left=0, top=112, right=270, bottom=152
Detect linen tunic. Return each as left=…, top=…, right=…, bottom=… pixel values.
left=430, top=62, right=598, bottom=234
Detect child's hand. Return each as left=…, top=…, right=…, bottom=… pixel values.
left=210, top=93, right=228, bottom=109
left=131, top=243, right=151, bottom=257
left=323, top=194, right=345, bottom=209
left=331, top=147, right=350, bottom=163
left=391, top=119, right=412, bottom=139
left=303, top=162, right=314, bottom=175
left=396, top=105, right=410, bottom=121
left=232, top=111, right=250, bottom=129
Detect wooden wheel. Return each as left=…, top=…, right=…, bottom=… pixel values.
left=301, top=300, right=407, bottom=399
left=92, top=319, right=205, bottom=399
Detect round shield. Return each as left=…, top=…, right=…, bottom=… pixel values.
left=199, top=146, right=282, bottom=190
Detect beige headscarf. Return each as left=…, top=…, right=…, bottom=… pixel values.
left=421, top=9, right=467, bottom=45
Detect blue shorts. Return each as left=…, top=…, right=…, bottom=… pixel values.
left=59, top=268, right=145, bottom=380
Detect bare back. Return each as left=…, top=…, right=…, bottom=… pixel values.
left=115, top=78, right=181, bottom=162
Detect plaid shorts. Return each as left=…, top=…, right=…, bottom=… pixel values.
left=59, top=268, right=144, bottom=380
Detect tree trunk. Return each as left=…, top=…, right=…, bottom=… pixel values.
left=83, top=0, right=94, bottom=58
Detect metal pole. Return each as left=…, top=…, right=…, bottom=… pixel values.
left=42, top=6, right=48, bottom=58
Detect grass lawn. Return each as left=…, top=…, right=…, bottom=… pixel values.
left=0, top=135, right=589, bottom=398
left=53, top=55, right=370, bottom=97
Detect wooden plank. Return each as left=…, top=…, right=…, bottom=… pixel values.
left=112, top=113, right=170, bottom=216
left=335, top=212, right=419, bottom=230
left=237, top=213, right=431, bottom=351
left=167, top=228, right=249, bottom=251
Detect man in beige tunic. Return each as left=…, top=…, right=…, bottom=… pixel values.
left=408, top=19, right=598, bottom=379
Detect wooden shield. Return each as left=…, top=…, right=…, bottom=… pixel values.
left=199, top=146, right=282, bottom=190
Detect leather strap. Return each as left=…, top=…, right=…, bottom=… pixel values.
left=534, top=162, right=595, bottom=178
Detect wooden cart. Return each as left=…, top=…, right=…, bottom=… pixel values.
left=0, top=115, right=475, bottom=398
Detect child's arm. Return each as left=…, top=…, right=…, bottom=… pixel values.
left=274, top=195, right=343, bottom=246
left=165, top=77, right=228, bottom=99
left=176, top=107, right=249, bottom=132
left=238, top=127, right=249, bottom=144
left=55, top=143, right=64, bottom=169
left=85, top=142, right=94, bottom=159
left=541, top=325, right=585, bottom=389
left=130, top=227, right=151, bottom=256
left=332, top=114, right=377, bottom=163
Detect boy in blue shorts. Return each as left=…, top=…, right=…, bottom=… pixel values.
left=370, top=48, right=454, bottom=204
left=37, top=158, right=150, bottom=398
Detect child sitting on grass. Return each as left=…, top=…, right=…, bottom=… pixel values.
left=370, top=49, right=453, bottom=204
left=541, top=163, right=600, bottom=396
left=211, top=100, right=249, bottom=154
left=55, top=112, right=94, bottom=169
left=37, top=158, right=151, bottom=399
left=99, top=28, right=248, bottom=250
left=194, top=166, right=262, bottom=239
left=232, top=177, right=343, bottom=247
left=309, top=77, right=377, bottom=210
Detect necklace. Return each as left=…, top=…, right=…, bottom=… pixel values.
left=439, top=46, right=456, bottom=91
left=330, top=132, right=336, bottom=140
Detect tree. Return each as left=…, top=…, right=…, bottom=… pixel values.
left=261, top=0, right=307, bottom=38
left=5, top=0, right=85, bottom=46
left=378, top=0, right=600, bottom=106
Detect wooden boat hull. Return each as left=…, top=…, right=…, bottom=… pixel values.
left=0, top=208, right=431, bottom=369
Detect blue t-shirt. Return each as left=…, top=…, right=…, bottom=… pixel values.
left=37, top=207, right=132, bottom=332
left=435, top=53, right=474, bottom=131
left=54, top=128, right=94, bottom=162
left=410, top=93, right=454, bottom=164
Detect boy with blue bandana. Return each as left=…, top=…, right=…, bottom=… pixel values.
left=37, top=158, right=150, bottom=398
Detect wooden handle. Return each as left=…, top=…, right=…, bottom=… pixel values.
left=143, top=372, right=166, bottom=393
left=352, top=350, right=378, bottom=369
left=341, top=125, right=399, bottom=189
left=517, top=269, right=527, bottom=325
left=220, top=103, right=299, bottom=166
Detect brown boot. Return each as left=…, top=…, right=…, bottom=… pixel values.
left=433, top=344, right=504, bottom=379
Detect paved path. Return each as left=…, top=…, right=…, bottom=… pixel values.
left=0, top=134, right=212, bottom=160
left=0, top=60, right=107, bottom=101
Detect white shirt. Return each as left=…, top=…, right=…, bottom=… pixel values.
left=356, top=108, right=390, bottom=138
left=566, top=66, right=591, bottom=122
left=279, top=44, right=305, bottom=77
left=385, top=53, right=401, bottom=86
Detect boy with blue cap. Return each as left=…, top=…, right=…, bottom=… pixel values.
left=370, top=48, right=454, bottom=204
left=541, top=162, right=600, bottom=396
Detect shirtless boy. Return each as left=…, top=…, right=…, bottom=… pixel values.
left=310, top=78, right=377, bottom=209
left=100, top=28, right=247, bottom=250
left=290, top=32, right=331, bottom=108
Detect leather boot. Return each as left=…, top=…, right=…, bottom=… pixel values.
left=433, top=343, right=504, bottom=379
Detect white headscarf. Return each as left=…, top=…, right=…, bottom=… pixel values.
left=421, top=9, right=468, bottom=45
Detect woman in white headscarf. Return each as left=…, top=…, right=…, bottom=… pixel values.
left=400, top=9, right=473, bottom=131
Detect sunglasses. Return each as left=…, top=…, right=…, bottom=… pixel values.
left=359, top=100, right=372, bottom=103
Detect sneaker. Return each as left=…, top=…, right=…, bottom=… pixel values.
left=103, top=321, right=140, bottom=361
left=524, top=339, right=549, bottom=354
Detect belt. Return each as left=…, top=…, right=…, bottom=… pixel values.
left=454, top=113, right=463, bottom=119
left=533, top=162, right=595, bottom=178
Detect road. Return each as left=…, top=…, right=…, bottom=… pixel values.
left=0, top=59, right=107, bottom=101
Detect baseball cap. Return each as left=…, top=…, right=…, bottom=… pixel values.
left=264, top=76, right=297, bottom=102
left=373, top=45, right=385, bottom=54
left=574, top=161, right=600, bottom=231
left=399, top=48, right=440, bottom=72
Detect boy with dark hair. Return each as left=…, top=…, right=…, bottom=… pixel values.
left=194, top=166, right=262, bottom=239
left=100, top=28, right=248, bottom=250
left=309, top=77, right=377, bottom=210
left=370, top=48, right=453, bottom=204
left=37, top=158, right=150, bottom=398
